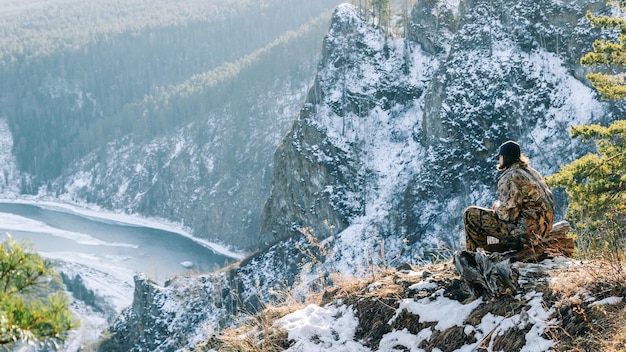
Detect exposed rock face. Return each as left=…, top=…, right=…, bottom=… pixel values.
left=99, top=273, right=237, bottom=351
left=404, top=0, right=617, bottom=248
left=259, top=4, right=426, bottom=247
left=103, top=1, right=626, bottom=350
left=408, top=0, right=459, bottom=54
left=257, top=105, right=357, bottom=247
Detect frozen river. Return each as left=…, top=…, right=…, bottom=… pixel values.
left=0, top=201, right=239, bottom=350
left=0, top=202, right=234, bottom=283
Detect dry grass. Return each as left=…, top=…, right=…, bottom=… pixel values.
left=195, top=262, right=442, bottom=352
left=544, top=259, right=626, bottom=352
left=193, top=303, right=303, bottom=352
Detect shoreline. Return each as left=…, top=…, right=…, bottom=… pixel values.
left=0, top=196, right=246, bottom=260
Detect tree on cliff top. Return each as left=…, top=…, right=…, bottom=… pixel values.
left=547, top=1, right=626, bottom=256
left=581, top=1, right=626, bottom=99
left=0, top=235, right=77, bottom=347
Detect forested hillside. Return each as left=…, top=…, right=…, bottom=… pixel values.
left=0, top=0, right=342, bottom=248
left=0, top=0, right=340, bottom=186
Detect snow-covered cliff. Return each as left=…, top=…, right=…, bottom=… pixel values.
left=260, top=0, right=621, bottom=264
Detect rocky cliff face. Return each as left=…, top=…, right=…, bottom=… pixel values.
left=260, top=0, right=623, bottom=254
left=403, top=0, right=617, bottom=248
left=102, top=1, right=626, bottom=350
left=99, top=272, right=237, bottom=351
left=259, top=4, right=430, bottom=248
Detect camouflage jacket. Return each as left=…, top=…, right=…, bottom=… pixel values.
left=494, top=162, right=555, bottom=243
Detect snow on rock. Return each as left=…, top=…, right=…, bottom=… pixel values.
left=264, top=258, right=573, bottom=352
left=101, top=272, right=237, bottom=351
left=388, top=290, right=483, bottom=331
left=277, top=304, right=369, bottom=352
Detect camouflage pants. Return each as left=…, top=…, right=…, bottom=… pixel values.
left=463, top=206, right=517, bottom=252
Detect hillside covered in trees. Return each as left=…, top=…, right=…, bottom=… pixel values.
left=0, top=0, right=343, bottom=248
left=1, top=0, right=340, bottom=182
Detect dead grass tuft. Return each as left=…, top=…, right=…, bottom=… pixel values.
left=194, top=303, right=303, bottom=352
left=543, top=259, right=626, bottom=352
left=548, top=260, right=626, bottom=298
left=547, top=301, right=626, bottom=352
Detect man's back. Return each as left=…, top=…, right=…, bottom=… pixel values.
left=496, top=162, right=554, bottom=241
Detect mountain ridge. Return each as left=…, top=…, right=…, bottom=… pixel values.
left=0, top=0, right=343, bottom=250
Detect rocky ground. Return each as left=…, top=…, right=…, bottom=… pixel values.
left=199, top=254, right=626, bottom=352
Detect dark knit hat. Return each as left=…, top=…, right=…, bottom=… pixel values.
left=497, top=140, right=521, bottom=159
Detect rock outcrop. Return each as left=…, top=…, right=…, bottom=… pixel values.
left=207, top=257, right=626, bottom=352
left=260, top=0, right=623, bottom=254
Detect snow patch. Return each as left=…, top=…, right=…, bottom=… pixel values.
left=277, top=304, right=369, bottom=352
left=389, top=290, right=483, bottom=331
left=590, top=296, right=624, bottom=307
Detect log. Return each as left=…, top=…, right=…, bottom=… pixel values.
left=510, top=220, right=575, bottom=262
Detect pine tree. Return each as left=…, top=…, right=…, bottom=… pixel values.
left=547, top=0, right=626, bottom=255
left=580, top=1, right=626, bottom=99
left=369, top=0, right=391, bottom=34
left=0, top=235, right=77, bottom=347
left=546, top=122, right=626, bottom=253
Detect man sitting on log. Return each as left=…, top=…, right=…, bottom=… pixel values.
left=463, top=140, right=556, bottom=255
